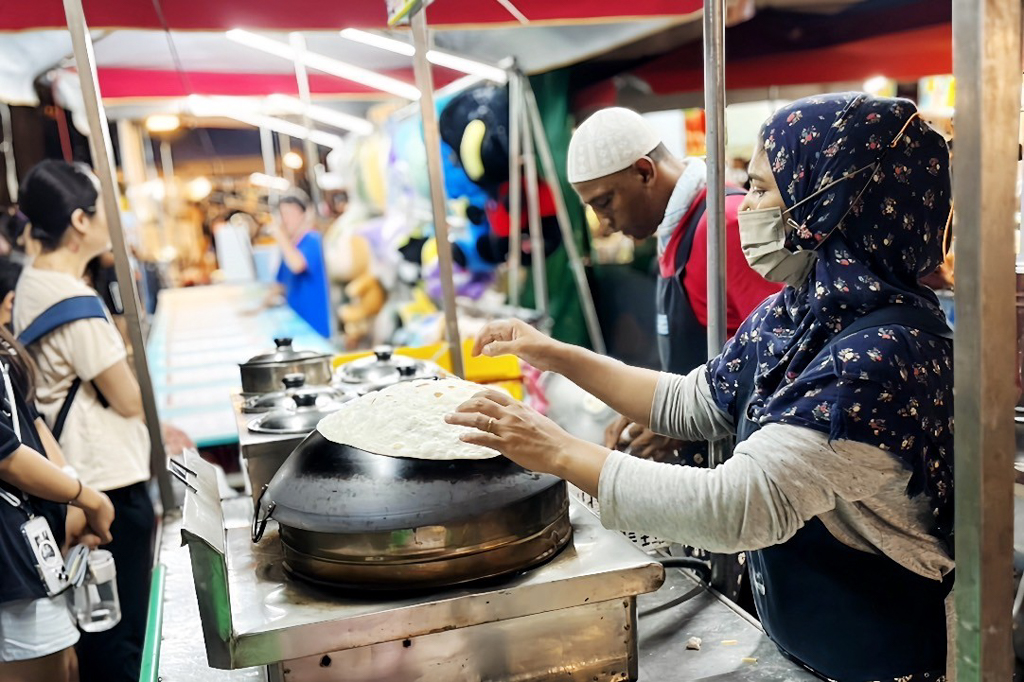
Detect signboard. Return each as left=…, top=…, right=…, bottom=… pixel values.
left=387, top=0, right=434, bottom=26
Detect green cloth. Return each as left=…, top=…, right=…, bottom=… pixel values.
left=521, top=70, right=591, bottom=348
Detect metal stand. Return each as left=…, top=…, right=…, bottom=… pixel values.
left=507, top=70, right=523, bottom=309
left=952, top=0, right=1020, bottom=678
left=62, top=0, right=173, bottom=510
left=521, top=78, right=606, bottom=354
left=520, top=79, right=548, bottom=317
left=703, top=0, right=728, bottom=469
left=410, top=11, right=465, bottom=378
left=290, top=33, right=323, bottom=212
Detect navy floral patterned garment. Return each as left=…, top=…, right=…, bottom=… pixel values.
left=706, top=93, right=954, bottom=543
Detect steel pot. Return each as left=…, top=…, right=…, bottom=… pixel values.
left=334, top=346, right=443, bottom=393
left=240, top=338, right=332, bottom=394
left=247, top=393, right=344, bottom=436
left=242, top=374, right=353, bottom=414
left=252, top=431, right=571, bottom=591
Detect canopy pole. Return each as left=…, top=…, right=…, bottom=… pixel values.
left=522, top=79, right=606, bottom=353
left=952, top=0, right=1020, bottom=678
left=62, top=0, right=173, bottom=510
left=520, top=87, right=548, bottom=317
left=410, top=11, right=465, bottom=378
left=703, top=0, right=727, bottom=470
left=290, top=33, right=323, bottom=212
left=0, top=103, right=17, bottom=202
left=507, top=69, right=523, bottom=309
left=259, top=127, right=278, bottom=205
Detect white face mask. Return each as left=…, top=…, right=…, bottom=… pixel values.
left=737, top=206, right=817, bottom=287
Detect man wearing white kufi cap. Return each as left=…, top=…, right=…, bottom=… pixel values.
left=569, top=107, right=779, bottom=607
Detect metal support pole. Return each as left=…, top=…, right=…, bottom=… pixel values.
left=159, top=140, right=174, bottom=182
left=703, top=0, right=728, bottom=470
left=279, top=133, right=295, bottom=184
left=952, top=0, right=1020, bottom=678
left=290, top=33, right=323, bottom=212
left=410, top=11, right=465, bottom=378
left=523, top=81, right=606, bottom=354
left=507, top=71, right=523, bottom=308
left=62, top=0, right=173, bottom=510
left=0, top=103, right=17, bottom=202
left=260, top=127, right=278, bottom=204
left=520, top=95, right=548, bottom=316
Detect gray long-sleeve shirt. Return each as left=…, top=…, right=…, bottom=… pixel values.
left=597, top=368, right=954, bottom=580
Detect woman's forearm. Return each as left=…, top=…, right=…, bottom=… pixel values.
left=548, top=344, right=662, bottom=428
left=0, top=445, right=80, bottom=503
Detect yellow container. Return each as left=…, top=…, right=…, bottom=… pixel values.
left=333, top=339, right=522, bottom=390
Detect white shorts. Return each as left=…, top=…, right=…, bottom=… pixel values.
left=0, top=596, right=79, bottom=662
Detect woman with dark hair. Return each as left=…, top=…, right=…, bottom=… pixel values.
left=0, top=318, right=114, bottom=682
left=0, top=257, right=23, bottom=328
left=14, top=159, right=153, bottom=682
left=450, top=94, right=955, bottom=681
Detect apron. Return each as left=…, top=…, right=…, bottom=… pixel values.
left=735, top=304, right=953, bottom=682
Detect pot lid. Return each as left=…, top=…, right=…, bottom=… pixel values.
left=242, top=338, right=331, bottom=367
left=336, top=346, right=439, bottom=386
left=242, top=374, right=351, bottom=413
left=262, top=431, right=563, bottom=534
left=247, top=396, right=342, bottom=435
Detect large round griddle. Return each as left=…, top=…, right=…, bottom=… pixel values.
left=255, top=431, right=571, bottom=590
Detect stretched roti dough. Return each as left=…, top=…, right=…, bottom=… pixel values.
left=317, top=378, right=502, bottom=460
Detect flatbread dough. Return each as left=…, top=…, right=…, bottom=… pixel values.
left=317, top=378, right=502, bottom=460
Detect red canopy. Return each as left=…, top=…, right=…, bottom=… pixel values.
left=3, top=0, right=701, bottom=31
left=636, top=23, right=951, bottom=94
left=95, top=68, right=460, bottom=99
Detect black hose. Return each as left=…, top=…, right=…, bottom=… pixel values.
left=657, top=556, right=712, bottom=582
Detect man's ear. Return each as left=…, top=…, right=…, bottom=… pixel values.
left=634, top=156, right=657, bottom=185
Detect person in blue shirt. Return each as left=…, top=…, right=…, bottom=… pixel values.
left=270, top=192, right=333, bottom=339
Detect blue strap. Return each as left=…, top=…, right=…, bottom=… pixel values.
left=17, top=296, right=108, bottom=346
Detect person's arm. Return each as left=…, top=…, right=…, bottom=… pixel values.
left=473, top=319, right=662, bottom=427
left=0, top=445, right=114, bottom=544
left=92, top=360, right=144, bottom=421
left=598, top=423, right=894, bottom=553
left=35, top=417, right=67, bottom=468
left=272, top=224, right=308, bottom=274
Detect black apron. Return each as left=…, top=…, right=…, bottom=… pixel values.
left=656, top=188, right=746, bottom=375
left=735, top=305, right=954, bottom=682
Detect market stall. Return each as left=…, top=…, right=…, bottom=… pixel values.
left=1, top=0, right=1020, bottom=680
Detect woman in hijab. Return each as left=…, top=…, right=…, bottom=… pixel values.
left=447, top=93, right=954, bottom=682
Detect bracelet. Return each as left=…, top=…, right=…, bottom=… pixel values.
left=69, top=479, right=83, bottom=505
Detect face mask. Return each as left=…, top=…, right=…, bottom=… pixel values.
left=737, top=207, right=817, bottom=287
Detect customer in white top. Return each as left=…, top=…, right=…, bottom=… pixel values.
left=15, top=160, right=154, bottom=682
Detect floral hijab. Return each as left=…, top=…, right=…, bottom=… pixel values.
left=707, top=93, right=954, bottom=541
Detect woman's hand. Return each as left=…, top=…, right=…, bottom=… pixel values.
left=64, top=506, right=102, bottom=552
left=471, top=319, right=567, bottom=373
left=446, top=389, right=611, bottom=495
left=72, top=487, right=115, bottom=545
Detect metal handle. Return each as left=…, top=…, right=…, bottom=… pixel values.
left=282, top=373, right=306, bottom=389
left=274, top=337, right=294, bottom=349
left=397, top=364, right=418, bottom=377
left=168, top=458, right=198, bottom=494
left=373, top=346, right=394, bottom=362
left=251, top=485, right=276, bottom=544
left=292, top=393, right=317, bottom=408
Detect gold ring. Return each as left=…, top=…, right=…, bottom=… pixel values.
left=487, top=417, right=496, bottom=433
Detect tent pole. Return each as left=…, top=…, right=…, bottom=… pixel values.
left=290, top=33, right=323, bottom=212
left=410, top=11, right=465, bottom=378
left=520, top=87, right=548, bottom=317
left=523, top=80, right=606, bottom=354
left=952, top=0, right=1020, bottom=678
left=704, top=0, right=728, bottom=472
left=260, top=127, right=278, bottom=205
left=62, top=0, right=174, bottom=511
left=507, top=69, right=523, bottom=309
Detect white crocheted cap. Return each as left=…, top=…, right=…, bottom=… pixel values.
left=567, top=107, right=662, bottom=183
